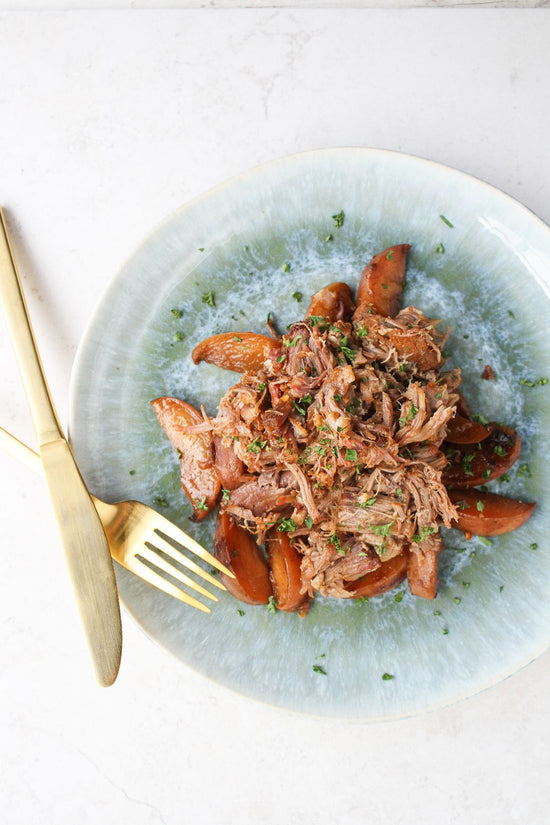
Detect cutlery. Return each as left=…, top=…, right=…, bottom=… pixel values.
left=0, top=208, right=122, bottom=686
left=0, top=425, right=233, bottom=611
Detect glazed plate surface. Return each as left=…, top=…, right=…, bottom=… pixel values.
left=70, top=149, right=550, bottom=718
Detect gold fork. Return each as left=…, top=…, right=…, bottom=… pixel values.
left=0, top=426, right=233, bottom=613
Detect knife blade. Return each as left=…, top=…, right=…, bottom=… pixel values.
left=0, top=207, right=122, bottom=686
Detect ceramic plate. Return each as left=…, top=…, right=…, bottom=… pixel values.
left=70, top=148, right=550, bottom=719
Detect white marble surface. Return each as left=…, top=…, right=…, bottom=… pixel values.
left=1, top=8, right=550, bottom=825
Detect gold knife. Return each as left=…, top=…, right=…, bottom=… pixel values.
left=0, top=208, right=122, bottom=686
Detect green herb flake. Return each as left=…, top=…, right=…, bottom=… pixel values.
left=292, top=291, right=303, bottom=302
left=476, top=500, right=485, bottom=512
left=359, top=497, right=377, bottom=509
left=345, top=448, right=358, bottom=462
left=454, top=597, right=462, bottom=605
left=278, top=517, right=297, bottom=533
left=173, top=331, right=185, bottom=342
left=332, top=209, right=345, bottom=227
left=442, top=627, right=449, bottom=635
left=304, top=516, right=314, bottom=530
left=266, top=596, right=278, bottom=614
left=201, top=290, right=216, bottom=307
left=129, top=469, right=136, bottom=476
left=530, top=542, right=538, bottom=550
left=195, top=497, right=209, bottom=511
left=283, top=262, right=291, bottom=273
left=313, top=664, right=327, bottom=675
left=325, top=233, right=334, bottom=243
left=153, top=496, right=169, bottom=508
left=170, top=308, right=184, bottom=318
left=394, top=592, right=404, bottom=604
left=440, top=214, right=454, bottom=228
left=237, top=609, right=245, bottom=616
left=382, top=672, right=394, bottom=681
left=385, top=250, right=394, bottom=261
left=435, top=242, right=445, bottom=254
left=221, top=488, right=230, bottom=505
left=246, top=435, right=268, bottom=454
left=328, top=533, right=345, bottom=554
left=517, top=463, right=532, bottom=477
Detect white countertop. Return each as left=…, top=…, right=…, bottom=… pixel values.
left=1, top=8, right=550, bottom=824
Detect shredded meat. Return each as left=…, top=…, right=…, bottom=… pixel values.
left=206, top=308, right=459, bottom=599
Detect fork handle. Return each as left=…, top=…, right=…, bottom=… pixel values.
left=0, top=209, right=62, bottom=445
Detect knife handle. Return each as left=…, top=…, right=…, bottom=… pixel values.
left=0, top=209, right=62, bottom=446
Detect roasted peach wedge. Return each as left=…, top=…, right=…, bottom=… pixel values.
left=151, top=396, right=220, bottom=521
left=266, top=530, right=310, bottom=613
left=443, top=424, right=521, bottom=488
left=345, top=551, right=409, bottom=599
left=445, top=414, right=491, bottom=445
left=214, top=511, right=273, bottom=604
left=449, top=489, right=536, bottom=536
left=407, top=536, right=443, bottom=600
left=354, top=244, right=411, bottom=319
left=192, top=332, right=282, bottom=373
left=305, top=282, right=355, bottom=324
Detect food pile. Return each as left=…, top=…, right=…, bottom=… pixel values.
left=152, top=244, right=535, bottom=613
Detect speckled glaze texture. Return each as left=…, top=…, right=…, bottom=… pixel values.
left=70, top=149, right=550, bottom=719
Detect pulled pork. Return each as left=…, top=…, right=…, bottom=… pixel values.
left=207, top=308, right=459, bottom=599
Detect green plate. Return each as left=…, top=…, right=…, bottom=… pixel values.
left=70, top=149, right=550, bottom=719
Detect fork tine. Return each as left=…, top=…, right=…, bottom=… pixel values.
left=153, top=523, right=235, bottom=579
left=153, top=529, right=229, bottom=590
left=141, top=542, right=218, bottom=601
left=131, top=555, right=211, bottom=613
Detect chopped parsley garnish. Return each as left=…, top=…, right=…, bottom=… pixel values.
left=476, top=500, right=485, bottom=512
left=411, top=526, right=436, bottom=543
left=173, top=331, right=185, bottom=342
left=221, top=489, right=230, bottom=504
left=266, top=596, right=278, bottom=614
left=461, top=453, right=475, bottom=476
left=371, top=521, right=394, bottom=537
left=195, top=497, right=209, bottom=511
left=170, top=308, right=184, bottom=318
left=399, top=404, right=418, bottom=427
left=304, top=516, right=314, bottom=529
left=246, top=436, right=267, bottom=453
left=283, top=262, right=291, bottom=272
left=517, top=463, right=532, bottom=477
left=435, top=242, right=445, bottom=253
left=313, top=664, right=327, bottom=675
left=284, top=335, right=302, bottom=348
left=519, top=377, right=548, bottom=387
left=440, top=214, right=454, bottom=228
left=278, top=517, right=297, bottom=532
left=382, top=672, right=394, bottom=681
left=201, top=290, right=215, bottom=307
left=359, top=497, right=377, bottom=508
left=332, top=209, right=345, bottom=227
left=292, top=291, right=303, bottom=302
left=385, top=250, right=393, bottom=261
left=344, top=448, right=358, bottom=462
left=153, top=496, right=169, bottom=508
left=329, top=533, right=345, bottom=554
left=237, top=609, right=245, bottom=616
